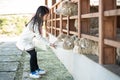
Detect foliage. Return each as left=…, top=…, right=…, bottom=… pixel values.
left=0, top=14, right=32, bottom=36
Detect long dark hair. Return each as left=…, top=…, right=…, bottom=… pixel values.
left=26, top=6, right=49, bottom=32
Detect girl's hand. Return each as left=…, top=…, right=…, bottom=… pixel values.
left=50, top=43, right=56, bottom=48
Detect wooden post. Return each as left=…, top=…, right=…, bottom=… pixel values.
left=51, top=8, right=53, bottom=34
left=99, top=0, right=104, bottom=64
left=45, top=0, right=48, bottom=37
left=67, top=16, right=70, bottom=35
left=54, top=6, right=57, bottom=36
left=45, top=0, right=48, bottom=5
left=52, top=0, right=56, bottom=5
left=51, top=0, right=56, bottom=35
left=78, top=0, right=81, bottom=38
left=60, top=15, right=63, bottom=33
left=99, top=0, right=116, bottom=64
left=81, top=0, right=90, bottom=34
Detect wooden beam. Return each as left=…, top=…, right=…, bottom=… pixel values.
left=51, top=9, right=53, bottom=34
left=70, top=15, right=78, bottom=19
left=71, top=0, right=78, bottom=2
left=62, top=29, right=67, bottom=33
left=54, top=6, right=57, bottom=36
left=104, top=39, right=120, bottom=48
left=44, top=0, right=48, bottom=37
left=81, top=12, right=99, bottom=18
left=78, top=0, right=81, bottom=38
left=103, top=0, right=116, bottom=64
left=60, top=15, right=63, bottom=33
left=67, top=16, right=70, bottom=35
left=45, top=0, right=48, bottom=5
left=51, top=0, right=56, bottom=35
left=104, top=9, right=120, bottom=16
left=69, top=31, right=78, bottom=35
left=99, top=0, right=104, bottom=64
left=51, top=1, right=62, bottom=8
left=81, top=0, right=90, bottom=35
left=81, top=34, right=99, bottom=42
left=99, top=0, right=116, bottom=64
left=52, top=0, right=56, bottom=5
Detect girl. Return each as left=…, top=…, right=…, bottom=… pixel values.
left=16, top=6, right=55, bottom=78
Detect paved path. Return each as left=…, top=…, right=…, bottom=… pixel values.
left=0, top=41, right=22, bottom=80
left=0, top=39, right=74, bottom=80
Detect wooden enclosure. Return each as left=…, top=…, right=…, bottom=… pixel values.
left=45, top=0, right=120, bottom=65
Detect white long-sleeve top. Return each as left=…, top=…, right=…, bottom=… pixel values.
left=16, top=20, right=50, bottom=51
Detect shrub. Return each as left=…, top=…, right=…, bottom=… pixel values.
left=0, top=14, right=32, bottom=36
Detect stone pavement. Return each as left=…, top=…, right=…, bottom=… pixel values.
left=0, top=41, right=22, bottom=80
left=0, top=39, right=74, bottom=80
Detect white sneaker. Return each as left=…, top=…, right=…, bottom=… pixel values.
left=36, top=69, right=46, bottom=75
left=29, top=71, right=41, bottom=78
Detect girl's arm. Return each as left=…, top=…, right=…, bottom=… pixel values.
left=31, top=24, right=56, bottom=48
left=34, top=25, right=50, bottom=46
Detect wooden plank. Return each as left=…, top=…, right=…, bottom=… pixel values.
left=47, top=20, right=51, bottom=22
left=54, top=6, right=57, bottom=36
left=45, top=0, right=48, bottom=5
left=104, top=17, right=116, bottom=39
left=45, top=0, right=48, bottom=37
left=81, top=12, right=99, bottom=18
left=60, top=15, right=63, bottom=33
left=103, top=0, right=116, bottom=10
left=62, top=17, right=68, bottom=20
left=78, top=0, right=81, bottom=38
left=67, top=16, right=70, bottom=35
left=81, top=0, right=90, bottom=14
left=52, top=27, right=55, bottom=29
left=51, top=0, right=56, bottom=35
left=104, top=9, right=120, bottom=16
left=56, top=28, right=60, bottom=30
left=69, top=31, right=78, bottom=35
left=51, top=8, right=53, bottom=34
left=63, top=16, right=78, bottom=20
left=62, top=20, right=67, bottom=29
left=51, top=0, right=62, bottom=8
left=62, top=29, right=67, bottom=32
left=81, top=19, right=90, bottom=34
left=99, top=0, right=104, bottom=64
left=104, top=46, right=116, bottom=64
left=81, top=34, right=99, bottom=42
left=103, top=0, right=116, bottom=64
left=81, top=0, right=90, bottom=36
left=56, top=21, right=60, bottom=28
left=70, top=15, right=78, bottom=19
left=52, top=0, right=56, bottom=6
left=104, top=39, right=120, bottom=48
left=56, top=18, right=60, bottom=20
left=71, top=0, right=78, bottom=2
left=99, top=0, right=116, bottom=64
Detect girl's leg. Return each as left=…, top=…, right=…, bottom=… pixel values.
left=27, top=49, right=39, bottom=72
